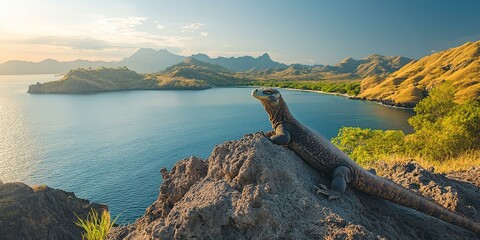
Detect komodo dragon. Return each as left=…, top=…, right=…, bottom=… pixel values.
left=251, top=87, right=480, bottom=235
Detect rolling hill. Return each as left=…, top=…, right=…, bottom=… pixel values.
left=153, top=57, right=248, bottom=87
left=27, top=67, right=161, bottom=93
left=358, top=41, right=480, bottom=107
left=27, top=58, right=249, bottom=93
left=247, top=54, right=413, bottom=81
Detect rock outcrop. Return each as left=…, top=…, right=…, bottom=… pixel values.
left=0, top=181, right=107, bottom=240
left=110, top=133, right=479, bottom=239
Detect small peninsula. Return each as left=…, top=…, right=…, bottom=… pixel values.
left=27, top=58, right=245, bottom=94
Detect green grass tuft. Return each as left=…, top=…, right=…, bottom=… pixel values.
left=74, top=209, right=120, bottom=240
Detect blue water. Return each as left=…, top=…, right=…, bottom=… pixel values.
left=0, top=74, right=414, bottom=223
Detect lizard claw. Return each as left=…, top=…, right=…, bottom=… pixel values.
left=315, top=184, right=341, bottom=200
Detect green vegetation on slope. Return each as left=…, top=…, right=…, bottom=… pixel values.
left=158, top=57, right=247, bottom=87
left=333, top=83, right=480, bottom=172
left=248, top=80, right=361, bottom=96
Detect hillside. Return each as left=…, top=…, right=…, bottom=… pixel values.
left=248, top=54, right=412, bottom=81
left=27, top=59, right=247, bottom=93
left=109, top=133, right=479, bottom=239
left=192, top=53, right=287, bottom=72
left=155, top=57, right=248, bottom=87
left=28, top=67, right=159, bottom=93
left=358, top=41, right=480, bottom=107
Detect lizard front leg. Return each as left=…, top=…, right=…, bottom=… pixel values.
left=267, top=124, right=291, bottom=145
left=262, top=130, right=276, bottom=138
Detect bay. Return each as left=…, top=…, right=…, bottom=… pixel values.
left=0, top=74, right=414, bottom=223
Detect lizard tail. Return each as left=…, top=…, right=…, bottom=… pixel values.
left=353, top=170, right=480, bottom=235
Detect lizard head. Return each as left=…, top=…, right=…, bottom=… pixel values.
left=251, top=88, right=291, bottom=126
left=251, top=88, right=281, bottom=105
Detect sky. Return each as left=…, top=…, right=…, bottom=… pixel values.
left=1, top=0, right=480, bottom=65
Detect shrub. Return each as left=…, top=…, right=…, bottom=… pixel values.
left=406, top=84, right=480, bottom=160
left=332, top=127, right=406, bottom=165
left=332, top=83, right=480, bottom=165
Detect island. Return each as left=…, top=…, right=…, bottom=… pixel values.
left=27, top=40, right=480, bottom=109
left=27, top=58, right=245, bottom=94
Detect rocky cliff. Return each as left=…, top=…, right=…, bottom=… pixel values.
left=110, top=133, right=480, bottom=239
left=0, top=181, right=107, bottom=240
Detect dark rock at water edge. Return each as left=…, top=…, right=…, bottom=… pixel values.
left=0, top=181, right=107, bottom=240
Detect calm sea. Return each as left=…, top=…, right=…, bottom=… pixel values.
left=0, top=74, right=414, bottom=223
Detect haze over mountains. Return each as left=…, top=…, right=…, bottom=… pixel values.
left=0, top=48, right=409, bottom=77
left=0, top=49, right=286, bottom=75
left=191, top=53, right=287, bottom=71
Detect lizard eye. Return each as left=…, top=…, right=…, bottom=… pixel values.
left=264, top=90, right=273, bottom=94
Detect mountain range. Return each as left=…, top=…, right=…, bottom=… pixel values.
left=248, top=54, right=413, bottom=81
left=0, top=49, right=285, bottom=75
left=1, top=48, right=409, bottom=77
left=191, top=53, right=287, bottom=72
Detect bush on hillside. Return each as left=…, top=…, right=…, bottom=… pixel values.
left=332, top=83, right=480, bottom=165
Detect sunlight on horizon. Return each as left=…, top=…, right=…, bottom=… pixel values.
left=0, top=79, right=36, bottom=182
left=1, top=0, right=479, bottom=65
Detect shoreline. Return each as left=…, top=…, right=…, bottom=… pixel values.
left=263, top=86, right=415, bottom=110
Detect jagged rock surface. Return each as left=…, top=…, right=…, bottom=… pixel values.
left=110, top=133, right=479, bottom=239
left=0, top=182, right=107, bottom=240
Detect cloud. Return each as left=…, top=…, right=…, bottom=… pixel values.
left=200, top=32, right=208, bottom=37
left=23, top=36, right=111, bottom=50
left=181, top=23, right=204, bottom=32
left=91, top=16, right=191, bottom=49
left=96, top=16, right=147, bottom=33
left=430, top=49, right=437, bottom=53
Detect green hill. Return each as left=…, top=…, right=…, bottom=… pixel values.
left=155, top=58, right=247, bottom=87
left=28, top=59, right=247, bottom=94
